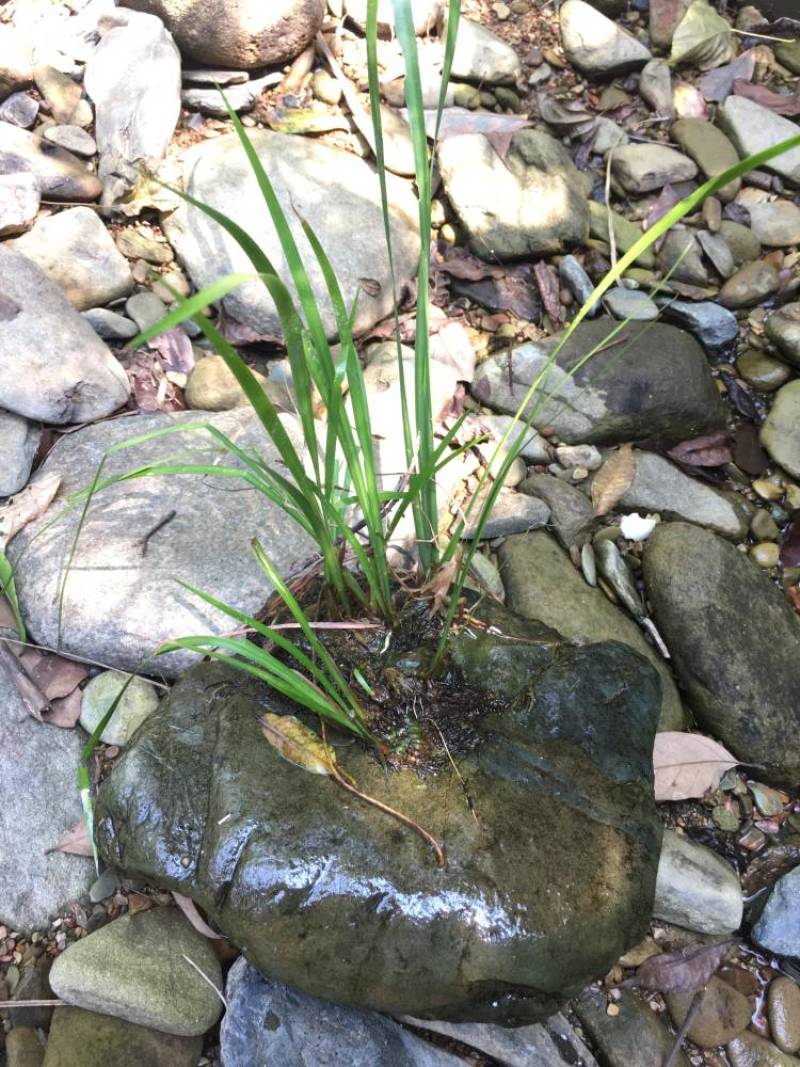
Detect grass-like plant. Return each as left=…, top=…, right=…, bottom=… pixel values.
left=4, top=0, right=800, bottom=783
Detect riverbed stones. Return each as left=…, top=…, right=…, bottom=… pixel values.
left=653, top=830, right=743, bottom=934
left=0, top=121, right=101, bottom=201
left=438, top=128, right=589, bottom=259
left=0, top=26, right=33, bottom=99
left=717, top=97, right=800, bottom=184
left=498, top=530, right=686, bottom=731
left=672, top=117, right=740, bottom=199
left=643, top=523, right=800, bottom=783
left=471, top=318, right=724, bottom=445
left=12, top=208, right=134, bottom=311
left=560, top=0, right=652, bottom=77
left=49, top=908, right=222, bottom=1035
left=0, top=90, right=38, bottom=128
left=574, top=987, right=689, bottom=1067
left=7, top=408, right=315, bottom=678
left=0, top=669, right=94, bottom=932
left=769, top=978, right=800, bottom=1054
left=0, top=171, right=39, bottom=236
left=0, top=248, right=130, bottom=423
left=120, top=0, right=326, bottom=69
left=84, top=9, right=181, bottom=206
left=81, top=307, right=139, bottom=341
left=33, top=64, right=83, bottom=125
left=766, top=304, right=800, bottom=369
left=43, top=1008, right=203, bottom=1067
left=0, top=411, right=40, bottom=497
left=221, top=959, right=465, bottom=1067
left=95, top=605, right=664, bottom=1023
left=749, top=201, right=800, bottom=247
left=616, top=451, right=749, bottom=539
left=761, top=380, right=800, bottom=480
left=518, top=474, right=594, bottom=549
left=611, top=143, right=697, bottom=194
left=752, top=865, right=800, bottom=958
left=163, top=130, right=418, bottom=341
left=42, top=124, right=96, bottom=158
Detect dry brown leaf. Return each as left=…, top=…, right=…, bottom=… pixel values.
left=260, top=713, right=336, bottom=776
left=23, top=651, right=88, bottom=701
left=654, top=731, right=739, bottom=801
left=172, top=891, right=223, bottom=939
left=127, top=892, right=154, bottom=915
left=592, top=444, right=636, bottom=516
left=0, top=473, right=61, bottom=551
left=45, top=688, right=83, bottom=729
left=46, top=818, right=91, bottom=857
left=627, top=940, right=736, bottom=994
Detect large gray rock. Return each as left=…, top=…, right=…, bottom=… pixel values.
left=84, top=9, right=181, bottom=205
left=221, top=959, right=465, bottom=1067
left=0, top=120, right=101, bottom=201
left=717, top=97, right=800, bottom=184
left=0, top=669, right=94, bottom=932
left=0, top=248, right=130, bottom=423
left=43, top=1007, right=202, bottom=1067
left=12, top=207, right=133, bottom=311
left=752, top=865, right=800, bottom=958
left=8, top=408, right=315, bottom=679
left=654, top=830, right=743, bottom=934
left=120, top=0, right=325, bottom=68
left=761, top=380, right=800, bottom=480
left=498, top=529, right=686, bottom=731
left=163, top=130, right=419, bottom=342
left=643, top=523, right=800, bottom=783
left=0, top=410, right=40, bottom=496
left=49, top=908, right=222, bottom=1036
left=560, top=0, right=652, bottom=77
left=96, top=603, right=663, bottom=1024
left=438, top=129, right=589, bottom=260
left=616, top=451, right=749, bottom=539
left=471, top=318, right=725, bottom=446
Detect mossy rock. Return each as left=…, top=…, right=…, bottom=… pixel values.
left=96, top=602, right=662, bottom=1024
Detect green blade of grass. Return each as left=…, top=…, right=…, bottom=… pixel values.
left=0, top=551, right=25, bottom=641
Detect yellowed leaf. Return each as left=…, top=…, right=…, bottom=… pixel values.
left=172, top=891, right=222, bottom=939
left=260, top=713, right=336, bottom=776
left=653, top=732, right=739, bottom=802
left=592, top=444, right=636, bottom=517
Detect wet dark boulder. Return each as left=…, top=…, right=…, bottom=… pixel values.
left=96, top=603, right=662, bottom=1024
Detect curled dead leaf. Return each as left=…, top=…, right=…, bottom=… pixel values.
left=591, top=444, right=636, bottom=516
left=626, top=940, right=737, bottom=994
left=0, top=473, right=61, bottom=552
left=260, top=713, right=336, bottom=776
left=172, top=891, right=223, bottom=939
left=653, top=731, right=739, bottom=801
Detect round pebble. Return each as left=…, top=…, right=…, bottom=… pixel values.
left=750, top=542, right=779, bottom=569
left=79, top=670, right=160, bottom=747
left=769, top=977, right=800, bottom=1054
left=736, top=349, right=791, bottom=393
left=750, top=510, right=780, bottom=541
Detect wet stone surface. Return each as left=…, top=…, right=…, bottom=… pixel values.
left=96, top=601, right=663, bottom=1023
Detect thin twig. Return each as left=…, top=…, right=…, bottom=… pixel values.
left=605, top=146, right=618, bottom=271
left=321, top=723, right=446, bottom=867
left=664, top=989, right=703, bottom=1067
left=181, top=954, right=228, bottom=1009
left=2, top=999, right=63, bottom=1008
left=0, top=636, right=171, bottom=689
